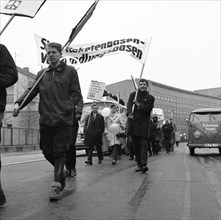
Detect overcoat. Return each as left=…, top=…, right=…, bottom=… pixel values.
left=84, top=113, right=105, bottom=146
left=105, top=112, right=124, bottom=146
left=15, top=61, right=82, bottom=127
left=127, top=90, right=154, bottom=138
left=0, top=44, right=18, bottom=112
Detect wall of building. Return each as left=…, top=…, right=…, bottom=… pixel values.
left=4, top=67, right=39, bottom=129
left=194, top=87, right=221, bottom=98
left=106, top=79, right=221, bottom=137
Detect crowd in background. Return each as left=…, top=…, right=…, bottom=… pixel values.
left=0, top=42, right=181, bottom=205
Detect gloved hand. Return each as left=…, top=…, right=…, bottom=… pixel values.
left=127, top=112, right=134, bottom=119
left=75, top=113, right=81, bottom=121
left=13, top=103, right=20, bottom=117
left=133, top=101, right=140, bottom=107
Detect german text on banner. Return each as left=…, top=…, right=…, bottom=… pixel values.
left=35, top=34, right=151, bottom=67
left=0, top=0, right=46, bottom=18
left=87, top=80, right=106, bottom=101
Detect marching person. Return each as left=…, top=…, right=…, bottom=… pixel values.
left=161, top=119, right=173, bottom=153
left=84, top=103, right=105, bottom=165
left=0, top=44, right=18, bottom=206
left=66, top=97, right=83, bottom=177
left=105, top=104, right=124, bottom=165
left=13, top=42, right=82, bottom=201
left=148, top=116, right=160, bottom=155
left=169, top=118, right=177, bottom=151
left=127, top=79, right=155, bottom=173
left=175, top=130, right=180, bottom=147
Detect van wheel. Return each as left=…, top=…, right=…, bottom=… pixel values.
left=189, top=147, right=195, bottom=156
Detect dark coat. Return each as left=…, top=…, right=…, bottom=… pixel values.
left=84, top=113, right=105, bottom=146
left=0, top=44, right=18, bottom=112
left=162, top=123, right=173, bottom=138
left=15, top=61, right=82, bottom=127
left=127, top=90, right=155, bottom=138
left=148, top=121, right=159, bottom=137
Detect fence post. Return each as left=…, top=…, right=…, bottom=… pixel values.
left=25, top=129, right=28, bottom=145
left=11, top=127, right=13, bottom=146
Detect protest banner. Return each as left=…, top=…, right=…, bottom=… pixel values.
left=34, top=33, right=151, bottom=67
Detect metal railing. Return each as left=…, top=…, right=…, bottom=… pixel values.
left=0, top=127, right=40, bottom=147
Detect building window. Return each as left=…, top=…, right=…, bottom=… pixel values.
left=6, top=94, right=14, bottom=103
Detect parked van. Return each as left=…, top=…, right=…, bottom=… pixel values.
left=186, top=108, right=221, bottom=156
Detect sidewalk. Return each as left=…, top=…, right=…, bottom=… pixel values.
left=1, top=150, right=86, bottom=166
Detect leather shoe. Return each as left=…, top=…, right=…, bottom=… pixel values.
left=98, top=160, right=102, bottom=164
left=70, top=169, right=77, bottom=177
left=142, top=166, right=149, bottom=173
left=0, top=190, right=6, bottom=206
left=85, top=161, right=93, bottom=165
left=135, top=167, right=142, bottom=172
left=112, top=160, right=116, bottom=165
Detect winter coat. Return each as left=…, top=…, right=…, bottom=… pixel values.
left=15, top=61, right=82, bottom=127
left=105, top=112, right=124, bottom=146
left=175, top=131, right=180, bottom=142
left=73, top=97, right=83, bottom=127
left=148, top=121, right=159, bottom=137
left=84, top=113, right=105, bottom=146
left=127, top=90, right=155, bottom=138
left=162, top=123, right=173, bottom=138
left=0, top=44, right=18, bottom=112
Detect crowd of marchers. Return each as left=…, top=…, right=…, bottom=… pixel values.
left=0, top=42, right=180, bottom=205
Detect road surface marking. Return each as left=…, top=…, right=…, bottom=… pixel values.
left=182, top=155, right=191, bottom=220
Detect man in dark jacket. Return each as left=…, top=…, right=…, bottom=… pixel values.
left=148, top=116, right=160, bottom=155
left=84, top=103, right=105, bottom=165
left=162, top=119, right=173, bottom=153
left=127, top=79, right=154, bottom=173
left=66, top=97, right=83, bottom=177
left=13, top=42, right=82, bottom=201
left=0, top=44, right=18, bottom=206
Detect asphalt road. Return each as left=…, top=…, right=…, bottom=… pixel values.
left=0, top=143, right=220, bottom=220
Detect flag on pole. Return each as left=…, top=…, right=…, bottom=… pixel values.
left=103, top=90, right=125, bottom=106
left=0, top=0, right=46, bottom=18
left=64, top=0, right=99, bottom=47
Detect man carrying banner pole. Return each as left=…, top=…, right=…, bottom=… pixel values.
left=126, top=37, right=154, bottom=173
left=13, top=42, right=82, bottom=201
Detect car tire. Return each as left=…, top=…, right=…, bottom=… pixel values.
left=189, top=147, right=195, bottom=156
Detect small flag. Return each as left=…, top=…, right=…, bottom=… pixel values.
left=65, top=0, right=99, bottom=47
left=103, top=89, right=125, bottom=106
left=0, top=0, right=46, bottom=18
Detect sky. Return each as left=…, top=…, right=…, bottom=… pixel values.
left=0, top=0, right=220, bottom=100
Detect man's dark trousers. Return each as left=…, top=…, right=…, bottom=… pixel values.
left=132, top=135, right=148, bottom=167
